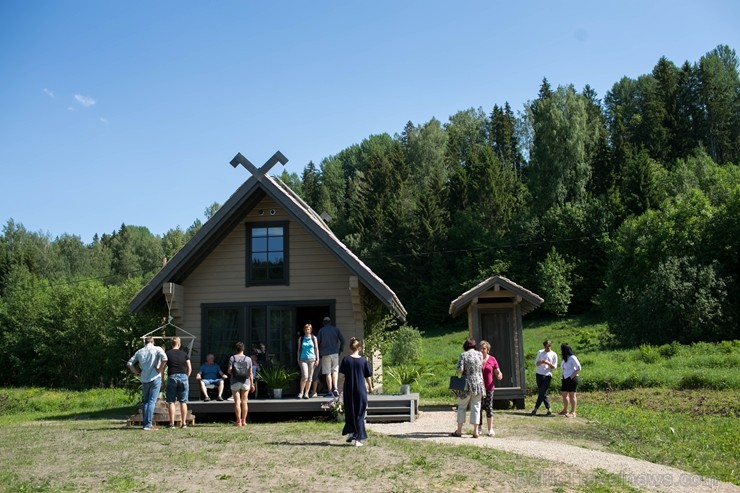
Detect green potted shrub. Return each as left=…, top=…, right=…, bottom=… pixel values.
left=256, top=363, right=298, bottom=399
left=385, top=365, right=433, bottom=394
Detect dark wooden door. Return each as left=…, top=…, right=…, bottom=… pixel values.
left=480, top=311, right=514, bottom=387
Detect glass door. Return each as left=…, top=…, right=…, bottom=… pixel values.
left=248, top=305, right=294, bottom=369
left=203, top=306, right=244, bottom=370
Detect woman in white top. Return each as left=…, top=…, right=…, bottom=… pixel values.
left=559, top=343, right=581, bottom=418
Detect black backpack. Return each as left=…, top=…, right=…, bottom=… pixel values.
left=232, top=356, right=250, bottom=379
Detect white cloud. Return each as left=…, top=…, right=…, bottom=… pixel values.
left=100, top=117, right=109, bottom=125
left=67, top=106, right=77, bottom=111
left=43, top=88, right=54, bottom=98
left=74, top=94, right=96, bottom=107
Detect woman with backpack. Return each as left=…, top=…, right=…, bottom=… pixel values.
left=228, top=341, right=254, bottom=426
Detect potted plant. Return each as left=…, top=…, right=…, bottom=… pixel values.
left=256, top=363, right=298, bottom=399
left=385, top=364, right=433, bottom=394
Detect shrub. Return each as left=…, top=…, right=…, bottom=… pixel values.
left=575, top=329, right=599, bottom=350
left=657, top=341, right=682, bottom=358
left=385, top=365, right=433, bottom=386
left=537, top=247, right=574, bottom=317
left=637, top=344, right=660, bottom=364
left=674, top=373, right=731, bottom=390
left=385, top=325, right=424, bottom=366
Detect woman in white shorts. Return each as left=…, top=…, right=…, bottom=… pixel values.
left=296, top=324, right=319, bottom=399
left=228, top=341, right=254, bottom=426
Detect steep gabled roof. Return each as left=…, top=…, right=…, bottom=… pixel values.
left=449, top=275, right=543, bottom=317
left=129, top=153, right=407, bottom=321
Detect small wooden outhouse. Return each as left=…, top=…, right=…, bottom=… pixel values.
left=449, top=276, right=543, bottom=408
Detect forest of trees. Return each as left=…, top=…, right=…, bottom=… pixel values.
left=1, top=45, right=738, bottom=388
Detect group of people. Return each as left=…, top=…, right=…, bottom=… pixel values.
left=126, top=335, right=192, bottom=430
left=452, top=337, right=583, bottom=437
left=531, top=339, right=582, bottom=418
left=126, top=316, right=359, bottom=433
left=296, top=317, right=346, bottom=399
left=451, top=338, right=503, bottom=438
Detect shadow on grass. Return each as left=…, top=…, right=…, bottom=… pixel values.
left=41, top=405, right=137, bottom=421
left=267, top=440, right=346, bottom=447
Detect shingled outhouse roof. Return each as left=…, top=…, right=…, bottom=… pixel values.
left=449, top=275, right=543, bottom=317
left=129, top=152, right=407, bottom=321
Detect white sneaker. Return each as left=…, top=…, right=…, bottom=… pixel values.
left=354, top=441, right=364, bottom=447
left=487, top=429, right=495, bottom=436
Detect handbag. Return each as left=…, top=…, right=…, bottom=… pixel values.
left=448, top=375, right=466, bottom=392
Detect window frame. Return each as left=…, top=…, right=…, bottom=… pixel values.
left=245, top=221, right=289, bottom=286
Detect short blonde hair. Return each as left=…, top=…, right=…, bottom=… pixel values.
left=479, top=340, right=491, bottom=351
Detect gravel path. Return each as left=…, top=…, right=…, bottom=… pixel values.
left=367, top=409, right=739, bottom=493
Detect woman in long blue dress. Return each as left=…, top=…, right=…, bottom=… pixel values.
left=339, top=337, right=374, bottom=447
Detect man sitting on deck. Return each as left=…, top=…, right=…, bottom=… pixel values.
left=196, top=353, right=227, bottom=401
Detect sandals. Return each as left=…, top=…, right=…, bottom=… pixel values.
left=450, top=431, right=462, bottom=437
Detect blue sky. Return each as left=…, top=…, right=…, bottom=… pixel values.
left=1, top=1, right=739, bottom=243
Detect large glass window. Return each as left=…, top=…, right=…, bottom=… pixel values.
left=203, top=306, right=242, bottom=370
left=247, top=222, right=288, bottom=285
left=202, top=304, right=298, bottom=371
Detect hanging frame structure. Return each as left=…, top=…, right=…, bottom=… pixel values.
left=140, top=318, right=196, bottom=359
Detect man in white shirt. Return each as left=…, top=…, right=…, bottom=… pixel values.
left=127, top=336, right=167, bottom=430
left=530, top=339, right=557, bottom=416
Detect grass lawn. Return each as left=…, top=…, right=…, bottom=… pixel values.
left=0, top=393, right=641, bottom=493
left=388, top=314, right=740, bottom=485
left=1, top=314, right=737, bottom=490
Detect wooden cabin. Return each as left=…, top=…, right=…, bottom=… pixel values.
left=449, top=276, right=543, bottom=409
left=129, top=151, right=407, bottom=399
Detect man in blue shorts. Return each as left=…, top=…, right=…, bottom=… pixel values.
left=165, top=337, right=191, bottom=428
left=196, top=353, right=228, bottom=401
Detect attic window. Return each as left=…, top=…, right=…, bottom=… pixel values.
left=246, top=221, right=289, bottom=286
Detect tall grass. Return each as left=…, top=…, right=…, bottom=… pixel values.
left=393, top=315, right=740, bottom=403
left=0, top=387, right=135, bottom=423
left=523, top=318, right=740, bottom=393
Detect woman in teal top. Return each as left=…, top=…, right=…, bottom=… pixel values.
left=297, top=324, right=319, bottom=399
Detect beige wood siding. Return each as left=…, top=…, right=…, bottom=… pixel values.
left=179, top=197, right=362, bottom=368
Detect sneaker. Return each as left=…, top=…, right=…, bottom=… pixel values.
left=487, top=429, right=495, bottom=437
left=332, top=388, right=339, bottom=397
left=546, top=410, right=552, bottom=416
left=296, top=395, right=303, bottom=399
left=325, top=393, right=334, bottom=398
left=181, top=424, right=188, bottom=429
left=310, top=393, right=318, bottom=398
left=216, top=396, right=224, bottom=401
left=345, top=434, right=355, bottom=443
left=143, top=426, right=158, bottom=431
left=530, top=410, right=536, bottom=416
left=168, top=423, right=176, bottom=429
left=354, top=441, right=364, bottom=447
left=203, top=397, right=211, bottom=402
left=303, top=394, right=310, bottom=399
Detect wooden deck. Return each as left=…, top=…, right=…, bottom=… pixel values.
left=186, top=393, right=419, bottom=423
